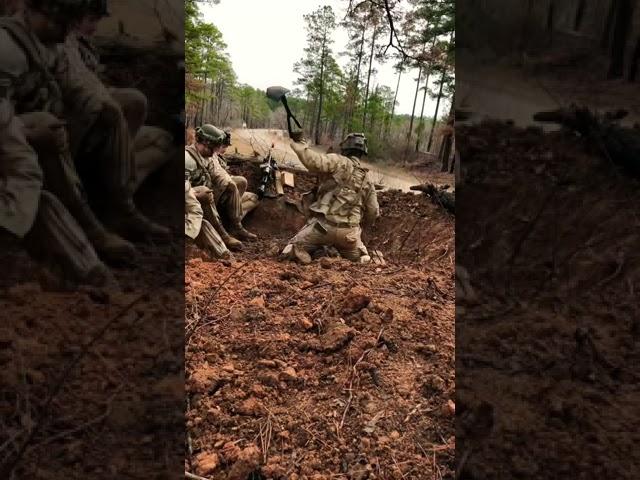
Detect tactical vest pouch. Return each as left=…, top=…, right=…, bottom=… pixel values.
left=0, top=19, right=63, bottom=115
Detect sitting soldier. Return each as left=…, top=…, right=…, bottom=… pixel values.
left=61, top=0, right=176, bottom=194
left=185, top=124, right=256, bottom=250
left=282, top=132, right=380, bottom=264
left=218, top=129, right=259, bottom=220
left=185, top=178, right=231, bottom=260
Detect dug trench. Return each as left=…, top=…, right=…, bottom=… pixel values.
left=456, top=120, right=640, bottom=479
left=185, top=159, right=455, bottom=479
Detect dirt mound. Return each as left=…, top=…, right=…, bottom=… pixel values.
left=186, top=163, right=455, bottom=478
left=456, top=120, right=640, bottom=479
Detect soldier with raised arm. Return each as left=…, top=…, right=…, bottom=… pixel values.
left=282, top=132, right=380, bottom=264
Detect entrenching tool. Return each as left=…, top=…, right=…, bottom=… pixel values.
left=266, top=86, right=302, bottom=137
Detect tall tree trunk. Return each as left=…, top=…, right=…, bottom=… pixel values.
left=607, top=0, right=634, bottom=79
left=406, top=64, right=423, bottom=142
left=348, top=25, right=367, bottom=131
left=406, top=42, right=428, bottom=147
left=315, top=38, right=327, bottom=145
left=427, top=68, right=446, bottom=152
left=386, top=61, right=403, bottom=138
left=362, top=24, right=377, bottom=129
left=415, top=36, right=438, bottom=151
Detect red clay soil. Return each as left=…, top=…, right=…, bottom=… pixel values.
left=456, top=120, right=640, bottom=479
left=185, top=163, right=455, bottom=479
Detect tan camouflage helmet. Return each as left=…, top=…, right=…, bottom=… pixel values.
left=340, top=132, right=368, bottom=156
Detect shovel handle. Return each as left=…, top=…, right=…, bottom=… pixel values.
left=281, top=96, right=302, bottom=136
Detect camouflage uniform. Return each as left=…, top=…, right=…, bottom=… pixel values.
left=65, top=30, right=174, bottom=190
left=209, top=152, right=259, bottom=222
left=185, top=180, right=228, bottom=258
left=0, top=15, right=137, bottom=264
left=185, top=144, right=242, bottom=249
left=52, top=26, right=168, bottom=239
left=0, top=18, right=112, bottom=285
left=285, top=140, right=379, bottom=262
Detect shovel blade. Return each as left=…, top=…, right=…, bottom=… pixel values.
left=266, top=86, right=290, bottom=102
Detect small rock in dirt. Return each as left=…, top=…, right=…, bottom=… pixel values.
left=221, top=442, right=241, bottom=463
left=257, top=359, right=277, bottom=368
left=237, top=397, right=265, bottom=416
left=195, top=451, right=220, bottom=475
left=258, top=372, right=280, bottom=387
left=249, top=296, right=266, bottom=308
left=416, top=344, right=438, bottom=356
left=222, top=363, right=235, bottom=372
left=251, top=384, right=267, bottom=398
left=380, top=307, right=394, bottom=323
left=298, top=317, right=314, bottom=330
left=422, top=374, right=446, bottom=396
left=390, top=430, right=401, bottom=440
left=312, top=323, right=356, bottom=353
left=280, top=366, right=297, bottom=382
left=188, top=366, right=221, bottom=394
left=227, top=445, right=262, bottom=480
left=243, top=304, right=268, bottom=322
left=342, top=289, right=372, bottom=315
left=442, top=399, right=455, bottom=417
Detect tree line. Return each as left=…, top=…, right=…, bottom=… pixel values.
left=185, top=0, right=454, bottom=162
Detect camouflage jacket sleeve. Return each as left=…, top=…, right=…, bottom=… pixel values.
left=290, top=140, right=347, bottom=174
left=0, top=114, right=43, bottom=237
left=184, top=180, right=203, bottom=239
left=52, top=40, right=107, bottom=117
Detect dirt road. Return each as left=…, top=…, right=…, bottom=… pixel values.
left=230, top=129, right=449, bottom=192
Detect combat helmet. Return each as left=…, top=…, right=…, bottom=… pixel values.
left=340, top=132, right=368, bottom=157
left=222, top=129, right=232, bottom=146
left=195, top=124, right=226, bottom=147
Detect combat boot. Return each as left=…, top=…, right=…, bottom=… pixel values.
left=221, top=232, right=243, bottom=251
left=231, top=223, right=257, bottom=241
left=202, top=206, right=244, bottom=250
left=87, top=229, right=138, bottom=266
left=282, top=244, right=311, bottom=264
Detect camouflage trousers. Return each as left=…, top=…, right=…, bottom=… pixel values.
left=194, top=220, right=229, bottom=258
left=109, top=87, right=174, bottom=193
left=24, top=191, right=105, bottom=285
left=216, top=176, right=259, bottom=224
left=285, top=217, right=368, bottom=262
left=19, top=112, right=106, bottom=282
left=191, top=186, right=230, bottom=258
